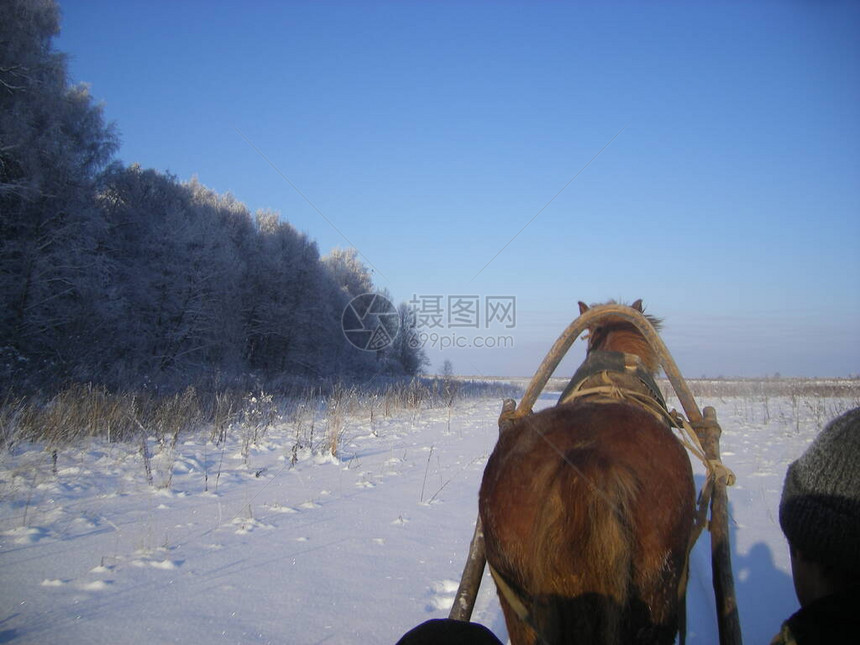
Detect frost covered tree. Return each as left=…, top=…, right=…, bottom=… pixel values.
left=322, top=247, right=374, bottom=298
left=0, top=0, right=118, bottom=384
left=96, top=169, right=383, bottom=385
left=95, top=166, right=255, bottom=381
left=244, top=212, right=320, bottom=374
left=0, top=0, right=415, bottom=390
left=384, top=302, right=429, bottom=376
left=183, top=178, right=254, bottom=374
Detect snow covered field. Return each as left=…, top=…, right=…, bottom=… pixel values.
left=1, top=382, right=857, bottom=644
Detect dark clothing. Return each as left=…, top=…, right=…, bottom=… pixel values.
left=397, top=619, right=503, bottom=645
left=770, top=586, right=860, bottom=645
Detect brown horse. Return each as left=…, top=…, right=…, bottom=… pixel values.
left=479, top=300, right=695, bottom=644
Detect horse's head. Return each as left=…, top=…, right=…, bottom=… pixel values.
left=579, top=299, right=662, bottom=373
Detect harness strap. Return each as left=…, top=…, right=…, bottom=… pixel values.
left=560, top=372, right=736, bottom=488
left=488, top=564, right=550, bottom=645
left=488, top=564, right=532, bottom=626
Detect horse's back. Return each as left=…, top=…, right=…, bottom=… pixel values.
left=479, top=401, right=695, bottom=644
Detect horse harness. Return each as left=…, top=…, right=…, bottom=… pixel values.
left=558, top=350, right=734, bottom=486
left=557, top=349, right=668, bottom=420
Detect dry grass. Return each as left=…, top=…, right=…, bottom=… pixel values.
left=658, top=377, right=860, bottom=400
left=0, top=377, right=511, bottom=456
left=3, top=378, right=855, bottom=454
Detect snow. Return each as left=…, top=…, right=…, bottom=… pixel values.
left=0, top=384, right=855, bottom=644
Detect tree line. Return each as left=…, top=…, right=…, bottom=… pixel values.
left=0, top=0, right=426, bottom=392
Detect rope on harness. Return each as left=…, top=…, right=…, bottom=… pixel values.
left=559, top=372, right=736, bottom=488
left=669, top=410, right=736, bottom=487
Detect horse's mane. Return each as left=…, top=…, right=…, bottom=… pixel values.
left=582, top=299, right=662, bottom=373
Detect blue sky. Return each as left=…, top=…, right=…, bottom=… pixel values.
left=57, top=1, right=859, bottom=378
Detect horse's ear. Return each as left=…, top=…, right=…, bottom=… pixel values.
left=578, top=301, right=589, bottom=315
left=631, top=299, right=643, bottom=312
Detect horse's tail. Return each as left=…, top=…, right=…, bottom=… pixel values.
left=530, top=442, right=639, bottom=644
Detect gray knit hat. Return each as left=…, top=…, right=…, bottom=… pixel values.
left=779, top=407, right=860, bottom=573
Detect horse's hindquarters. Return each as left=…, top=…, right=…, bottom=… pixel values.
left=479, top=401, right=696, bottom=645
